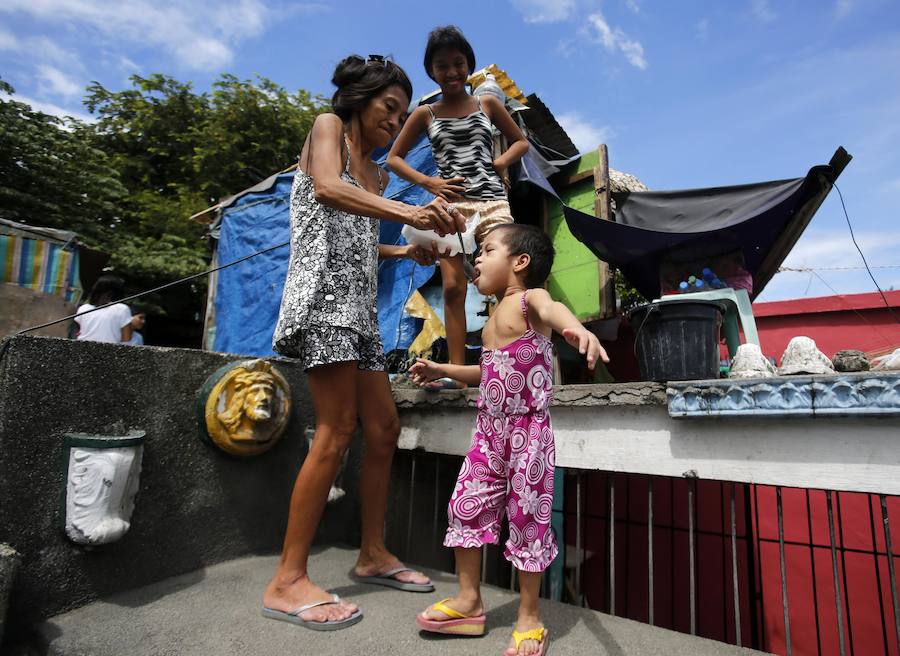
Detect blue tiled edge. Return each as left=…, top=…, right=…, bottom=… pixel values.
left=667, top=372, right=900, bottom=418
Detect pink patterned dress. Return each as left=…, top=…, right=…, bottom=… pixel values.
left=444, top=291, right=559, bottom=572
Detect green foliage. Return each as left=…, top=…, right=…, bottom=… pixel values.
left=191, top=74, right=325, bottom=200
left=2, top=74, right=328, bottom=337
left=615, top=270, right=647, bottom=312
left=0, top=79, right=127, bottom=244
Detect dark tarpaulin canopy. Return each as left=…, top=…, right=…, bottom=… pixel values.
left=518, top=147, right=851, bottom=301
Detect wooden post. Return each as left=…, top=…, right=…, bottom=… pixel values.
left=593, top=144, right=616, bottom=318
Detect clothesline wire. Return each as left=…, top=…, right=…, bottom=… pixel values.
left=833, top=182, right=900, bottom=325
left=16, top=240, right=291, bottom=335
left=806, top=268, right=896, bottom=346
left=778, top=265, right=900, bottom=272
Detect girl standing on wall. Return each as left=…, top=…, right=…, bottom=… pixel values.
left=263, top=54, right=464, bottom=631
left=388, top=25, right=529, bottom=388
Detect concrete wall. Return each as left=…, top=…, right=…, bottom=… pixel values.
left=0, top=285, right=75, bottom=340
left=0, top=335, right=362, bottom=632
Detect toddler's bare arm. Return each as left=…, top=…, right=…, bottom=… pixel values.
left=528, top=289, right=609, bottom=370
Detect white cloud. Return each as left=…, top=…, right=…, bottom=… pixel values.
left=835, top=0, right=855, bottom=20
left=780, top=230, right=900, bottom=269
left=0, top=0, right=275, bottom=71
left=0, top=90, right=94, bottom=123
left=118, top=56, right=140, bottom=72
left=583, top=12, right=648, bottom=70
left=625, top=0, right=641, bottom=13
left=0, top=27, right=19, bottom=51
left=557, top=112, right=613, bottom=153
left=0, top=29, right=77, bottom=66
left=757, top=230, right=900, bottom=301
left=750, top=0, right=776, bottom=22
left=696, top=17, right=710, bottom=41
left=36, top=65, right=82, bottom=98
left=511, top=0, right=578, bottom=23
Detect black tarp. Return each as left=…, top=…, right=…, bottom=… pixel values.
left=517, top=148, right=849, bottom=301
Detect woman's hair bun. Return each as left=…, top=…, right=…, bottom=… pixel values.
left=329, top=53, right=413, bottom=122
left=331, top=55, right=367, bottom=88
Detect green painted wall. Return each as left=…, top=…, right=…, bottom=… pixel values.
left=545, top=151, right=609, bottom=322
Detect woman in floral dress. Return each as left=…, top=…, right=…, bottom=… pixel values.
left=262, top=54, right=464, bottom=631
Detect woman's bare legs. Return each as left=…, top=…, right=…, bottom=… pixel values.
left=441, top=255, right=468, bottom=369
left=353, top=369, right=429, bottom=584
left=263, top=361, right=360, bottom=623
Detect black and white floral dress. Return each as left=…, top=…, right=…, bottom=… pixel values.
left=273, top=142, right=386, bottom=371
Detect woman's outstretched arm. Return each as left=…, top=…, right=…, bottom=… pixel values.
left=306, top=114, right=461, bottom=234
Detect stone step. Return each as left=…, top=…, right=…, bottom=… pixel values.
left=35, top=546, right=769, bottom=655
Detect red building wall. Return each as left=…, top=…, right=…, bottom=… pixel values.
left=752, top=290, right=900, bottom=363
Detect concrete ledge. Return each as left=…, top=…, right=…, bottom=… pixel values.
left=393, top=381, right=667, bottom=409
left=32, top=547, right=766, bottom=656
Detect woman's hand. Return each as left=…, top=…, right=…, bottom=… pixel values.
left=408, top=199, right=466, bottom=236
left=408, top=358, right=446, bottom=386
left=424, top=176, right=465, bottom=202
left=405, top=242, right=444, bottom=266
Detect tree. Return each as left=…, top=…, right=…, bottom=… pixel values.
left=4, top=74, right=328, bottom=345
left=82, top=74, right=328, bottom=269
left=0, top=79, right=127, bottom=244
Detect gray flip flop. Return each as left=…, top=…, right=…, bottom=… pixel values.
left=261, top=594, right=362, bottom=631
left=352, top=566, right=435, bottom=592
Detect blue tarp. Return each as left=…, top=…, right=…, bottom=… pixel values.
left=213, top=133, right=439, bottom=357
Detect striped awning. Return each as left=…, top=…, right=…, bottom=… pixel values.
left=0, top=233, right=82, bottom=303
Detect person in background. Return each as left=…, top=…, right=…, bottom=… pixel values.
left=74, top=274, right=133, bottom=343
left=128, top=308, right=146, bottom=345
left=388, top=25, right=529, bottom=388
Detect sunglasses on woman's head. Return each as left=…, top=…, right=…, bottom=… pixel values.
left=366, top=54, right=391, bottom=67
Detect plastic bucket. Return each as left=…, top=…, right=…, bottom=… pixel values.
left=628, top=299, right=725, bottom=382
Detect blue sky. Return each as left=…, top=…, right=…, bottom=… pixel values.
left=2, top=0, right=898, bottom=302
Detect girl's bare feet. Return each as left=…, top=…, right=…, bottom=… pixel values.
left=263, top=573, right=357, bottom=624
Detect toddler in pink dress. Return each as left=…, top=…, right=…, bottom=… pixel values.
left=409, top=224, right=609, bottom=656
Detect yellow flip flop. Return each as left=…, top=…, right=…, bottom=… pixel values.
left=416, top=598, right=486, bottom=636
left=510, top=627, right=549, bottom=655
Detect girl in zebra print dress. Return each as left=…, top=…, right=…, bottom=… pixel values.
left=388, top=25, right=529, bottom=386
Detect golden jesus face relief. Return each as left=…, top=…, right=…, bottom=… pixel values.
left=201, top=360, right=292, bottom=456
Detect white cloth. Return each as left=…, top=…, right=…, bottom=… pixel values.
left=75, top=303, right=132, bottom=343
left=128, top=331, right=144, bottom=346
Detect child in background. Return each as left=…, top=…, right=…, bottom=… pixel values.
left=388, top=25, right=529, bottom=387
left=74, top=274, right=133, bottom=343
left=409, top=224, right=608, bottom=656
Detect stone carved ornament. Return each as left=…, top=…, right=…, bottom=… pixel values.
left=64, top=432, right=145, bottom=545
left=198, top=359, right=291, bottom=456
left=668, top=373, right=900, bottom=418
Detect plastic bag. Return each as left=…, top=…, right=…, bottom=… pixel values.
left=401, top=211, right=482, bottom=257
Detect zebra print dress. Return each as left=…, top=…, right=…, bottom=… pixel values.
left=425, top=97, right=507, bottom=201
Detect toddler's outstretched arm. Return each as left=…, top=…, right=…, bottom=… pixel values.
left=527, top=289, right=610, bottom=370
left=409, top=358, right=481, bottom=386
